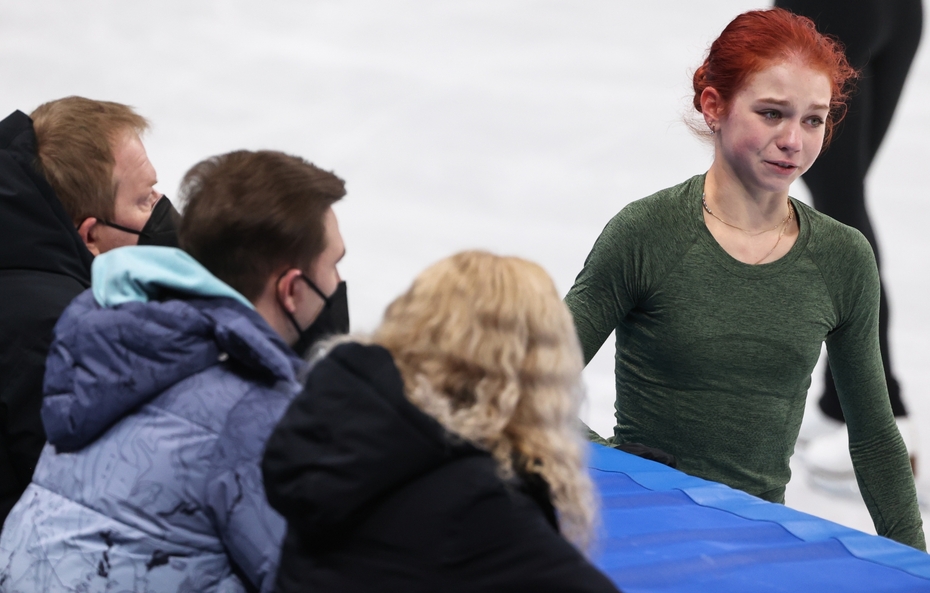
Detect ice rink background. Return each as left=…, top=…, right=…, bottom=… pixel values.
left=2, top=0, right=928, bottom=538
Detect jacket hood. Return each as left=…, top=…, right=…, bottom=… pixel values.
left=0, top=110, right=93, bottom=286
left=263, top=342, right=482, bottom=535
left=91, top=245, right=253, bottom=309
left=41, top=248, right=302, bottom=452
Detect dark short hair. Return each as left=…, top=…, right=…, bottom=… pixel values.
left=178, top=150, right=346, bottom=301
left=31, top=96, right=149, bottom=225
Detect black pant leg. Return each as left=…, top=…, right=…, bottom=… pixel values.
left=774, top=0, right=922, bottom=421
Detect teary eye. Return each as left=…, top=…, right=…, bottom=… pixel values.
left=805, top=116, right=825, bottom=128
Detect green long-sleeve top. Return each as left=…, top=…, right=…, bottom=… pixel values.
left=566, top=174, right=925, bottom=550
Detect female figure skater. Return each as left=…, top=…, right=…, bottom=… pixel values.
left=263, top=251, right=620, bottom=592
left=773, top=0, right=924, bottom=483
left=565, top=8, right=924, bottom=549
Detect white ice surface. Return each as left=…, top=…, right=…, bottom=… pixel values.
left=2, top=0, right=928, bottom=538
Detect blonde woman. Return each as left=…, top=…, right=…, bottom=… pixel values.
left=262, top=251, right=620, bottom=593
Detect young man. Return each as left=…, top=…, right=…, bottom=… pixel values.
left=0, top=97, right=178, bottom=527
left=0, top=150, right=347, bottom=593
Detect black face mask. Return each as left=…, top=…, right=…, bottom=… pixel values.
left=98, top=196, right=181, bottom=247
left=284, top=277, right=350, bottom=359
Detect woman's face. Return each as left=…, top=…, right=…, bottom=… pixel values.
left=714, top=59, right=831, bottom=196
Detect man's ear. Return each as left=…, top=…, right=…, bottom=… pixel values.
left=276, top=269, right=302, bottom=315
left=77, top=218, right=102, bottom=256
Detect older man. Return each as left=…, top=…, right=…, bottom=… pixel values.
left=0, top=97, right=178, bottom=526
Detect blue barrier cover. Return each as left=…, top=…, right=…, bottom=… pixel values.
left=588, top=444, right=930, bottom=592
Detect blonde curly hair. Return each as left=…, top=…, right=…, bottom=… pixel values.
left=372, top=250, right=596, bottom=549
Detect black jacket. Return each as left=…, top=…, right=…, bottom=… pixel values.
left=0, top=110, right=93, bottom=527
left=262, top=342, right=621, bottom=593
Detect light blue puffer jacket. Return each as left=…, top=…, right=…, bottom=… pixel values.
left=0, top=247, right=305, bottom=593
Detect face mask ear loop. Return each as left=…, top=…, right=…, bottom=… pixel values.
left=96, top=218, right=143, bottom=236
left=299, top=274, right=332, bottom=305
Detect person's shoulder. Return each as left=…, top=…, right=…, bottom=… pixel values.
left=587, top=175, right=702, bottom=271
left=798, top=201, right=875, bottom=264
left=161, top=351, right=298, bottom=440
left=222, top=375, right=299, bottom=438
left=609, top=175, right=700, bottom=231
left=431, top=456, right=620, bottom=592
left=392, top=453, right=521, bottom=550
left=0, top=271, right=88, bottom=334
left=193, top=296, right=303, bottom=382
left=418, top=455, right=552, bottom=532
left=797, top=202, right=879, bottom=313
left=140, top=299, right=300, bottom=439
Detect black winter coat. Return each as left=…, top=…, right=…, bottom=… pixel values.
left=0, top=111, right=93, bottom=527
left=262, top=342, right=621, bottom=593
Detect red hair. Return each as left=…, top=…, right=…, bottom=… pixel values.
left=692, top=8, right=858, bottom=146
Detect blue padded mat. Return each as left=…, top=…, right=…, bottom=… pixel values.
left=588, top=444, right=930, bottom=592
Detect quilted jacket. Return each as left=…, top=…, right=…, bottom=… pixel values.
left=0, top=247, right=304, bottom=593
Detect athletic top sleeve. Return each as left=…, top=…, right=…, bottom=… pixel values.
left=815, top=228, right=925, bottom=549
